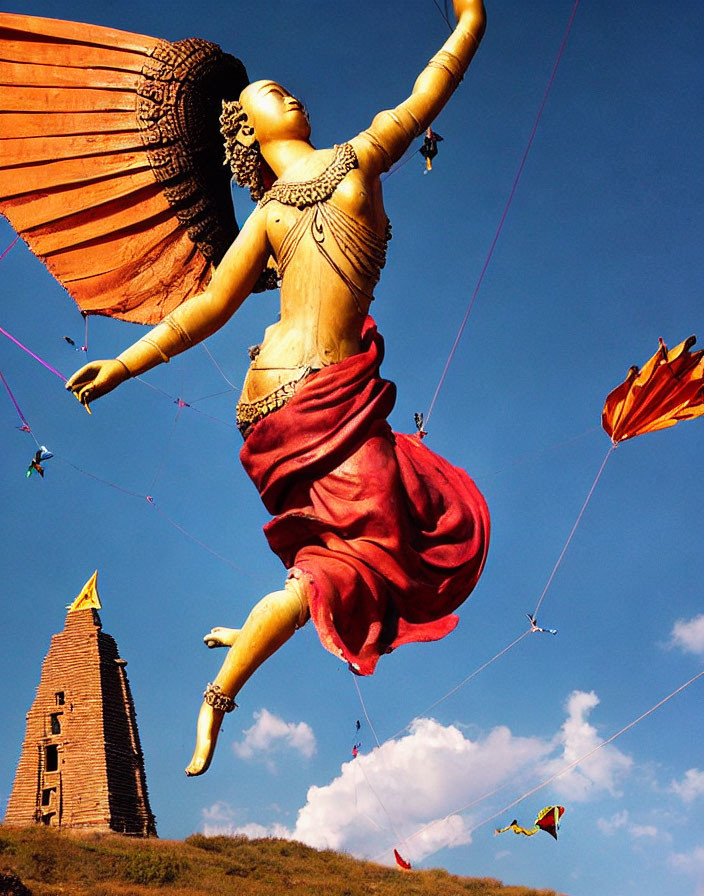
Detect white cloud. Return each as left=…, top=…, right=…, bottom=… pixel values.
left=233, top=708, right=316, bottom=763
left=541, top=690, right=632, bottom=800
left=630, top=823, right=658, bottom=839
left=671, top=768, right=704, bottom=803
left=597, top=809, right=660, bottom=841
left=670, top=614, right=704, bottom=654
left=225, top=821, right=292, bottom=839
left=218, top=691, right=634, bottom=864
left=214, top=717, right=551, bottom=861
left=669, top=845, right=704, bottom=894
left=202, top=800, right=237, bottom=827
left=291, top=717, right=554, bottom=861
left=597, top=809, right=629, bottom=835
left=200, top=802, right=291, bottom=839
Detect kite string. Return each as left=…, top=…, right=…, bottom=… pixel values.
left=532, top=443, right=615, bottom=620
left=135, top=374, right=236, bottom=428
left=201, top=342, right=238, bottom=390
left=355, top=629, right=532, bottom=860
left=386, top=628, right=531, bottom=742
left=0, top=324, right=67, bottom=382
left=0, top=367, right=40, bottom=446
left=374, top=437, right=613, bottom=744
left=352, top=674, right=384, bottom=751
left=147, top=499, right=254, bottom=575
left=0, top=235, right=19, bottom=262
left=431, top=0, right=453, bottom=32
left=54, top=455, right=260, bottom=578
left=424, top=0, right=581, bottom=429
left=0, top=310, right=244, bottom=571
left=351, top=675, right=414, bottom=859
left=354, top=436, right=611, bottom=791
left=387, top=667, right=704, bottom=864
left=0, top=232, right=250, bottom=576
left=56, top=455, right=146, bottom=499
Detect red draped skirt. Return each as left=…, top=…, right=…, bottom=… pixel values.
left=240, top=318, right=490, bottom=675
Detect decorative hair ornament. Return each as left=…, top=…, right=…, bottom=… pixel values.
left=221, top=100, right=266, bottom=201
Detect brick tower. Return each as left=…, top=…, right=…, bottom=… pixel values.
left=4, top=573, right=157, bottom=835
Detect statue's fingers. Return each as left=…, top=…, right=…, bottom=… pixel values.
left=65, top=365, right=95, bottom=391
left=65, top=373, right=83, bottom=391
left=76, top=382, right=99, bottom=408
left=70, top=387, right=93, bottom=415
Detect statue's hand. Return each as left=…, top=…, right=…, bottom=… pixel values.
left=65, top=359, right=129, bottom=410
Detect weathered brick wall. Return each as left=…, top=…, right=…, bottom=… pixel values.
left=4, top=608, right=156, bottom=836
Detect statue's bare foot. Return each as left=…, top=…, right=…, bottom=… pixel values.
left=204, top=626, right=240, bottom=649
left=185, top=702, right=225, bottom=776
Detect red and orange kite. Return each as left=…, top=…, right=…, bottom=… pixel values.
left=602, top=336, right=704, bottom=444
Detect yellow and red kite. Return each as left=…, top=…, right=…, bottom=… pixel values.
left=495, top=805, right=565, bottom=840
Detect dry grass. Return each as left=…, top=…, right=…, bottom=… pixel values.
left=0, top=826, right=564, bottom=896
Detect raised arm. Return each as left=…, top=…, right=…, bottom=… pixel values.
left=66, top=208, right=271, bottom=408
left=352, top=0, right=486, bottom=174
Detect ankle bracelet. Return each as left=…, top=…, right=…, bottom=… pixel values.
left=203, top=683, right=237, bottom=713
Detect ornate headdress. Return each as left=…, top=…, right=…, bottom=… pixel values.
left=221, top=100, right=266, bottom=202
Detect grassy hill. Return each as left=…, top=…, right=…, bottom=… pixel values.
left=0, top=827, right=565, bottom=896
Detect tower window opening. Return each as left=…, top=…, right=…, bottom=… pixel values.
left=45, top=744, right=59, bottom=772
left=55, top=692, right=65, bottom=706
left=50, top=713, right=62, bottom=735
left=41, top=787, right=56, bottom=807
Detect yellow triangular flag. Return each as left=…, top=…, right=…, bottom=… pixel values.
left=67, top=570, right=101, bottom=612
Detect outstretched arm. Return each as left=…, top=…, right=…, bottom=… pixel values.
left=352, top=0, right=486, bottom=174
left=66, top=209, right=271, bottom=407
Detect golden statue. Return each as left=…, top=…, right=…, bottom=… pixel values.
left=1, top=2, right=488, bottom=777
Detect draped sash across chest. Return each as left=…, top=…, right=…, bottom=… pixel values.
left=276, top=201, right=389, bottom=313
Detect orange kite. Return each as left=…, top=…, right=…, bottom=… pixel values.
left=602, top=336, right=704, bottom=444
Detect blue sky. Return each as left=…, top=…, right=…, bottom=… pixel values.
left=1, top=2, right=703, bottom=894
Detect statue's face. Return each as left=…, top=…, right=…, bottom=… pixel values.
left=239, top=80, right=311, bottom=144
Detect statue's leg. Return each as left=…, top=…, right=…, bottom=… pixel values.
left=185, top=577, right=309, bottom=776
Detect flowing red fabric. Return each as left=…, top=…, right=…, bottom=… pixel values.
left=240, top=319, right=490, bottom=675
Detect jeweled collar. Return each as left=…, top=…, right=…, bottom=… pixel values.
left=259, top=143, right=358, bottom=209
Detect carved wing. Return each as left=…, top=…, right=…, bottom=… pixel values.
left=0, top=13, right=249, bottom=324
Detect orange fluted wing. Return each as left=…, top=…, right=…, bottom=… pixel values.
left=602, top=336, right=704, bottom=443
left=0, top=12, right=248, bottom=324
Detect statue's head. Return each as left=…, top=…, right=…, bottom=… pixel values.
left=221, top=80, right=310, bottom=201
